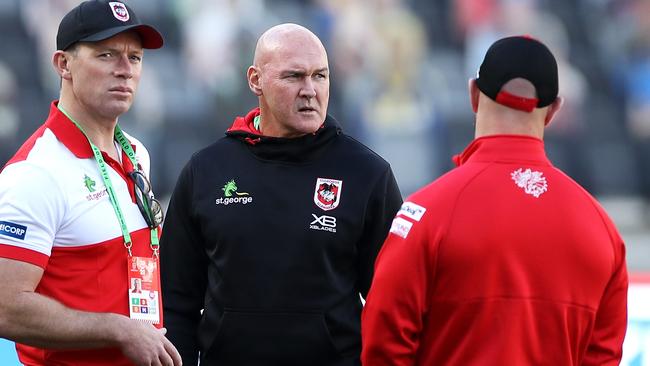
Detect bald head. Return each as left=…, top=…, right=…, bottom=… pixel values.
left=253, top=23, right=328, bottom=68
left=246, top=23, right=330, bottom=138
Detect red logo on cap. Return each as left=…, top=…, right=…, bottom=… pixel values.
left=109, top=2, right=130, bottom=22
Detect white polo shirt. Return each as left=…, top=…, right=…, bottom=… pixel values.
left=0, top=101, right=159, bottom=365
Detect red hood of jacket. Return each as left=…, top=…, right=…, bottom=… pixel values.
left=227, top=108, right=261, bottom=135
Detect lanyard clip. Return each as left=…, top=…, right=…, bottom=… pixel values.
left=150, top=242, right=159, bottom=259
left=124, top=240, right=133, bottom=257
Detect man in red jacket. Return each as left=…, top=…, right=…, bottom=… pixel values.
left=362, top=35, right=628, bottom=366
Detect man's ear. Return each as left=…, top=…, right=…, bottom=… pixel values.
left=52, top=51, right=72, bottom=80
left=544, top=96, right=564, bottom=126
left=468, top=78, right=480, bottom=113
left=247, top=65, right=262, bottom=96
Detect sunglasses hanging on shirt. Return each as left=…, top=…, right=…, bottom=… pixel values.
left=129, top=170, right=164, bottom=228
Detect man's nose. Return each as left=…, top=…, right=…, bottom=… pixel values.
left=113, top=55, right=133, bottom=79
left=299, top=78, right=317, bottom=98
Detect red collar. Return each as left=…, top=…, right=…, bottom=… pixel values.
left=45, top=100, right=137, bottom=173
left=227, top=107, right=326, bottom=145
left=452, top=134, right=551, bottom=167
left=227, top=107, right=262, bottom=136
left=46, top=101, right=94, bottom=159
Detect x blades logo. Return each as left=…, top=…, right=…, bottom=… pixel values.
left=310, top=214, right=337, bottom=233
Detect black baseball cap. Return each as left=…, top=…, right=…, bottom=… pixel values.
left=476, top=35, right=558, bottom=112
left=56, top=0, right=163, bottom=51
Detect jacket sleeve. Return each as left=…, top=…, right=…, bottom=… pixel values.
left=160, top=160, right=208, bottom=366
left=582, top=230, right=628, bottom=366
left=356, top=166, right=402, bottom=298
left=361, top=205, right=434, bottom=366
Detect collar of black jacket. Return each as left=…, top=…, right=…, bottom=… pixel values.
left=225, top=115, right=342, bottom=163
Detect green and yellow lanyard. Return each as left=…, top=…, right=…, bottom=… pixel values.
left=58, top=105, right=159, bottom=257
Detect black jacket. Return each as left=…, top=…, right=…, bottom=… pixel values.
left=161, top=109, right=402, bottom=365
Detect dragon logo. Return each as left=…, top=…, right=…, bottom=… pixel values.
left=314, top=178, right=342, bottom=211
left=216, top=179, right=253, bottom=206
left=84, top=174, right=96, bottom=193
left=511, top=168, right=548, bottom=198
left=222, top=179, right=249, bottom=197
left=109, top=2, right=130, bottom=22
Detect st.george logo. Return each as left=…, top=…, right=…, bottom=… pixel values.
left=314, top=178, right=342, bottom=211
left=83, top=174, right=107, bottom=201
left=216, top=179, right=253, bottom=206
left=84, top=174, right=96, bottom=193
left=222, top=179, right=249, bottom=197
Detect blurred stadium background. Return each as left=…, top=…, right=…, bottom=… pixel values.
left=0, top=0, right=648, bottom=364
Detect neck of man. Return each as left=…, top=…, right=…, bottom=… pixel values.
left=474, top=115, right=545, bottom=139
left=58, top=96, right=121, bottom=162
left=257, top=105, right=316, bottom=139
left=257, top=106, right=285, bottom=138
left=474, top=98, right=545, bottom=139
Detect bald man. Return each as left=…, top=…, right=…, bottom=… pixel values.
left=160, top=23, right=402, bottom=365
left=361, top=36, right=628, bottom=365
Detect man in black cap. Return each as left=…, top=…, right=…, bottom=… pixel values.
left=362, top=35, right=628, bottom=365
left=0, top=1, right=180, bottom=365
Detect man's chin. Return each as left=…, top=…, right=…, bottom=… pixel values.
left=298, top=113, right=325, bottom=124
left=105, top=100, right=133, bottom=117
left=299, top=119, right=324, bottom=134
left=98, top=109, right=130, bottom=121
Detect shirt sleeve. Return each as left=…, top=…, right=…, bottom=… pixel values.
left=356, top=166, right=402, bottom=298
left=361, top=200, right=435, bottom=366
left=0, top=163, right=65, bottom=267
left=160, top=159, right=208, bottom=365
left=582, top=221, right=628, bottom=366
